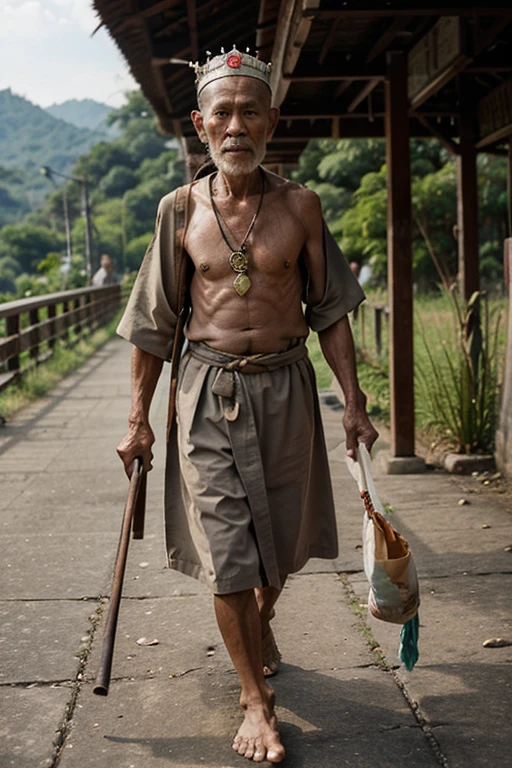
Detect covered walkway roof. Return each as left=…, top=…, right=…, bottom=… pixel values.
left=93, top=1, right=512, bottom=467
left=94, top=1, right=512, bottom=163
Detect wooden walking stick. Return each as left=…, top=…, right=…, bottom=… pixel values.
left=93, top=457, right=146, bottom=696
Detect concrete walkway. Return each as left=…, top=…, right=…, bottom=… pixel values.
left=1, top=337, right=511, bottom=768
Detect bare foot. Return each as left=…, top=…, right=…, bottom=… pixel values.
left=232, top=696, right=285, bottom=763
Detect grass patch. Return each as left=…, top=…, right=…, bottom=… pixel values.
left=307, top=331, right=333, bottom=389
left=0, top=311, right=122, bottom=420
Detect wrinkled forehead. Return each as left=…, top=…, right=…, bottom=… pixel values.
left=198, top=76, right=271, bottom=109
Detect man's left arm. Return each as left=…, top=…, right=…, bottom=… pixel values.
left=319, top=316, right=378, bottom=457
left=299, top=188, right=378, bottom=457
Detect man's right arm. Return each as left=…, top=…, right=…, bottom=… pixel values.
left=117, top=346, right=164, bottom=475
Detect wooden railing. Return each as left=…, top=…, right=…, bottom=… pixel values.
left=0, top=285, right=122, bottom=390
left=353, top=302, right=390, bottom=360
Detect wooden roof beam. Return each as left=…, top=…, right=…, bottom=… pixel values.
left=310, top=6, right=512, bottom=19
left=347, top=79, right=380, bottom=113
left=366, top=16, right=413, bottom=63
left=137, top=0, right=183, bottom=20
left=187, top=0, right=199, bottom=61
left=318, top=18, right=340, bottom=65
left=284, top=71, right=384, bottom=82
left=473, top=17, right=512, bottom=58
left=415, top=116, right=460, bottom=155
left=285, top=54, right=384, bottom=81
left=271, top=0, right=319, bottom=107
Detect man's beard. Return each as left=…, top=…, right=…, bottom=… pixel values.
left=209, top=140, right=266, bottom=176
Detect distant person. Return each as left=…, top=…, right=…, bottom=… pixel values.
left=349, top=261, right=361, bottom=280
left=349, top=262, right=361, bottom=319
left=92, top=254, right=117, bottom=287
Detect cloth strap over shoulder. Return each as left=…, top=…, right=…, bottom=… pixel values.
left=167, top=184, right=193, bottom=440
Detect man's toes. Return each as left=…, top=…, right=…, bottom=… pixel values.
left=232, top=737, right=246, bottom=755
left=237, top=740, right=249, bottom=756
left=267, top=743, right=286, bottom=764
left=253, top=748, right=266, bottom=763
left=243, top=740, right=256, bottom=759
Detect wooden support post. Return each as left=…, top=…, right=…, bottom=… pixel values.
left=6, top=315, right=20, bottom=373
left=182, top=136, right=208, bottom=182
left=48, top=304, right=56, bottom=349
left=29, top=308, right=39, bottom=360
left=457, top=78, right=479, bottom=301
left=385, top=52, right=415, bottom=458
left=375, top=307, right=383, bottom=358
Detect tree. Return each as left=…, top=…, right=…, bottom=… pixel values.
left=0, top=223, right=61, bottom=273
left=74, top=141, right=133, bottom=184
left=99, top=166, right=139, bottom=198
left=123, top=178, right=172, bottom=239
left=106, top=91, right=154, bottom=131
left=125, top=232, right=154, bottom=272
left=340, top=168, right=388, bottom=281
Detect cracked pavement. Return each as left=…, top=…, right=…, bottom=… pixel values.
left=1, top=337, right=511, bottom=768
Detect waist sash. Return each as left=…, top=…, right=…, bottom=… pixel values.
left=188, top=340, right=308, bottom=402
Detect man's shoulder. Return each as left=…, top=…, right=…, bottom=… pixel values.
left=265, top=170, right=320, bottom=208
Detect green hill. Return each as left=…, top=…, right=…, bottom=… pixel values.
left=0, top=89, right=111, bottom=224
left=45, top=98, right=121, bottom=139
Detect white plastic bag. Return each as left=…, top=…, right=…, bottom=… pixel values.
left=347, top=444, right=419, bottom=625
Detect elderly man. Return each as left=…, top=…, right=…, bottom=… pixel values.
left=117, top=47, right=378, bottom=764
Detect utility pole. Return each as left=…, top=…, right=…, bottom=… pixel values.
left=40, top=165, right=94, bottom=284
left=82, top=177, right=93, bottom=283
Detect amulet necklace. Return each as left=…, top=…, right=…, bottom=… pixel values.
left=209, top=168, right=265, bottom=297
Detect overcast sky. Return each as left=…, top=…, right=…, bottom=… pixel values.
left=0, top=0, right=138, bottom=107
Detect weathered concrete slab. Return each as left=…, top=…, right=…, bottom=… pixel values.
left=0, top=685, right=70, bottom=768
left=87, top=593, right=230, bottom=684
left=0, top=599, right=94, bottom=684
left=0, top=533, right=119, bottom=599
left=269, top=573, right=374, bottom=671
left=0, top=440, right=68, bottom=474
left=349, top=573, right=512, bottom=768
left=62, top=664, right=439, bottom=768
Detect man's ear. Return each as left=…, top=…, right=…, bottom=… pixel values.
left=191, top=109, right=207, bottom=143
left=266, top=107, right=280, bottom=141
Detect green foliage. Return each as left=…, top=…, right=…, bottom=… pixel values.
left=99, top=166, right=139, bottom=198
left=124, top=233, right=153, bottom=272
left=0, top=89, right=186, bottom=294
left=341, top=168, right=388, bottom=279
left=415, top=291, right=502, bottom=454
left=0, top=89, right=99, bottom=210
left=0, top=222, right=61, bottom=273
left=74, top=142, right=133, bottom=184
left=123, top=178, right=171, bottom=239
left=302, top=181, right=351, bottom=229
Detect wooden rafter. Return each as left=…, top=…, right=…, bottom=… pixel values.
left=309, top=6, right=512, bottom=19
left=366, top=16, right=412, bottom=63
left=416, top=116, right=460, bottom=155
left=473, top=16, right=511, bottom=58
left=347, top=78, right=380, bottom=112
left=270, top=0, right=319, bottom=107
left=187, top=0, right=199, bottom=61
left=137, top=0, right=183, bottom=20
left=334, top=80, right=353, bottom=100
left=318, top=18, right=340, bottom=65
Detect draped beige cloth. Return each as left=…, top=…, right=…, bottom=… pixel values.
left=117, top=177, right=365, bottom=593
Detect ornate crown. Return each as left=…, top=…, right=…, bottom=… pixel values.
left=190, top=47, right=272, bottom=97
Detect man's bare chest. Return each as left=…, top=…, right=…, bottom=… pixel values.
left=185, top=206, right=306, bottom=279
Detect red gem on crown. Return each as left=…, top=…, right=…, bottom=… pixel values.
left=227, top=53, right=242, bottom=69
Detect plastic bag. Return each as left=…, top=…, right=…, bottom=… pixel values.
left=347, top=444, right=420, bottom=669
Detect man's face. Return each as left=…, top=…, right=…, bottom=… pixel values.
left=191, top=77, right=279, bottom=176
